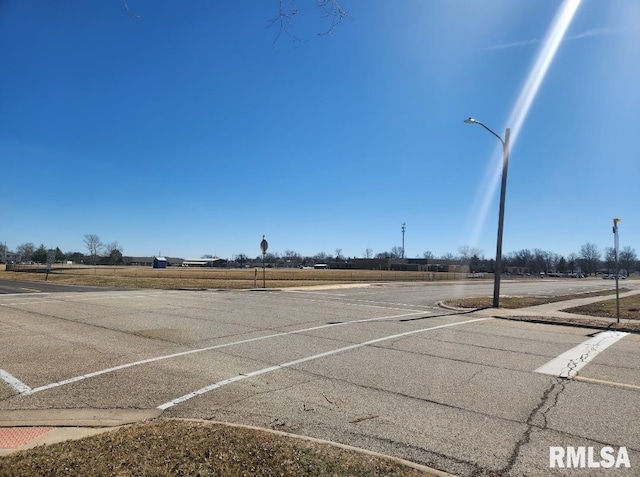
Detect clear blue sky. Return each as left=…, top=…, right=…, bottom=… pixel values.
left=1, top=1, right=638, bottom=260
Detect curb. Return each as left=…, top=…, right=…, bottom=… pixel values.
left=0, top=418, right=457, bottom=477
left=493, top=315, right=640, bottom=334
left=168, top=419, right=457, bottom=477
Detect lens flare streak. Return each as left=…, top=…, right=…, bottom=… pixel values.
left=469, top=0, right=584, bottom=247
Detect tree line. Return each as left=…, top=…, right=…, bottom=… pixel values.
left=2, top=237, right=637, bottom=276
left=225, top=243, right=638, bottom=276
left=2, top=234, right=124, bottom=266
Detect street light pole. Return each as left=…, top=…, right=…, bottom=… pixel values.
left=613, top=218, right=621, bottom=323
left=464, top=118, right=511, bottom=308
left=401, top=223, right=406, bottom=259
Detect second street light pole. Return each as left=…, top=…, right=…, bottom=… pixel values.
left=464, top=118, right=511, bottom=308
left=494, top=127, right=510, bottom=309
left=613, top=218, right=621, bottom=323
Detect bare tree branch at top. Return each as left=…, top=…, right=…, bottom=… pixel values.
left=269, top=0, right=349, bottom=46
left=315, top=0, right=349, bottom=36
left=120, top=1, right=348, bottom=45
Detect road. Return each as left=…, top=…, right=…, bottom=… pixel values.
left=0, top=278, right=123, bottom=294
left=0, top=279, right=638, bottom=475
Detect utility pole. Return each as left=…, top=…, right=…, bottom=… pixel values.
left=613, top=218, right=621, bottom=323
left=401, top=223, right=406, bottom=259
left=464, top=118, right=510, bottom=308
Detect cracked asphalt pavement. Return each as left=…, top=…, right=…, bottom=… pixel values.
left=0, top=279, right=639, bottom=475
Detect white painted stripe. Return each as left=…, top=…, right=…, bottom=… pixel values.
left=24, top=310, right=427, bottom=395
left=157, top=317, right=491, bottom=410
left=287, top=295, right=428, bottom=312
left=255, top=290, right=429, bottom=313
left=0, top=368, right=32, bottom=394
left=0, top=292, right=169, bottom=307
left=535, top=331, right=629, bottom=378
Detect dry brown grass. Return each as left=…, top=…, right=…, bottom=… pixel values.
left=0, top=420, right=432, bottom=477
left=445, top=289, right=631, bottom=310
left=564, top=293, right=640, bottom=320
left=0, top=265, right=477, bottom=290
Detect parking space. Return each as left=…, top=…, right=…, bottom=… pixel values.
left=0, top=282, right=638, bottom=475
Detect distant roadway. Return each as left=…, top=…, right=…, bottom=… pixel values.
left=0, top=279, right=124, bottom=294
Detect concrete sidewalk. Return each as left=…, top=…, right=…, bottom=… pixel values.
left=475, top=288, right=640, bottom=332
left=0, top=409, right=160, bottom=456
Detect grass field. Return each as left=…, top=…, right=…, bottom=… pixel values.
left=1, top=264, right=478, bottom=290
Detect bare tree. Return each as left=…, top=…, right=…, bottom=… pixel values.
left=531, top=249, right=547, bottom=273
left=457, top=246, right=483, bottom=261
left=105, top=241, right=124, bottom=265
left=84, top=234, right=104, bottom=265
left=579, top=242, right=601, bottom=276
left=16, top=242, right=35, bottom=262
left=363, top=248, right=373, bottom=259
left=282, top=249, right=302, bottom=266
left=512, top=249, right=534, bottom=270
left=543, top=251, right=560, bottom=274
left=619, top=246, right=637, bottom=276
left=566, top=253, right=578, bottom=273
left=390, top=246, right=404, bottom=259
left=314, top=252, right=330, bottom=262
left=235, top=254, right=249, bottom=268
left=105, top=241, right=123, bottom=254
left=604, top=247, right=616, bottom=274
left=334, top=248, right=343, bottom=260
left=422, top=251, right=434, bottom=260
left=441, top=252, right=456, bottom=261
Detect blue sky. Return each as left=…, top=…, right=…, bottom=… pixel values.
left=1, top=1, right=638, bottom=260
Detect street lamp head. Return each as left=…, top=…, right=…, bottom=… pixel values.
left=464, top=117, right=477, bottom=124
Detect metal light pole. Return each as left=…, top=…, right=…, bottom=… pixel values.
left=464, top=118, right=511, bottom=308
left=401, top=223, right=406, bottom=259
left=613, top=218, right=621, bottom=323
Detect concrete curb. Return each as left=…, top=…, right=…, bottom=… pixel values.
left=0, top=417, right=456, bottom=476
left=492, top=315, right=640, bottom=334
left=0, top=409, right=162, bottom=428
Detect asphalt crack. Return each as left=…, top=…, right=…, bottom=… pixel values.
left=560, top=332, right=616, bottom=379
left=500, top=377, right=565, bottom=475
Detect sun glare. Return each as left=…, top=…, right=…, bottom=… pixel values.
left=468, top=0, right=584, bottom=247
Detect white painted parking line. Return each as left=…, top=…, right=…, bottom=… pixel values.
left=157, top=317, right=492, bottom=410
left=0, top=291, right=171, bottom=307
left=283, top=292, right=430, bottom=312
left=22, top=310, right=428, bottom=396
left=535, top=331, right=629, bottom=378
left=0, top=369, right=32, bottom=394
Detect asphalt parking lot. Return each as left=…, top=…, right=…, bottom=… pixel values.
left=0, top=280, right=639, bottom=476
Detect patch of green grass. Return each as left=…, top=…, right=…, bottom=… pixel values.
left=0, top=420, right=432, bottom=477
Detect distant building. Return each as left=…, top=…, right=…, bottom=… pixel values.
left=124, top=256, right=184, bottom=267
left=181, top=258, right=227, bottom=267
left=1, top=251, right=20, bottom=264
left=153, top=257, right=168, bottom=269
